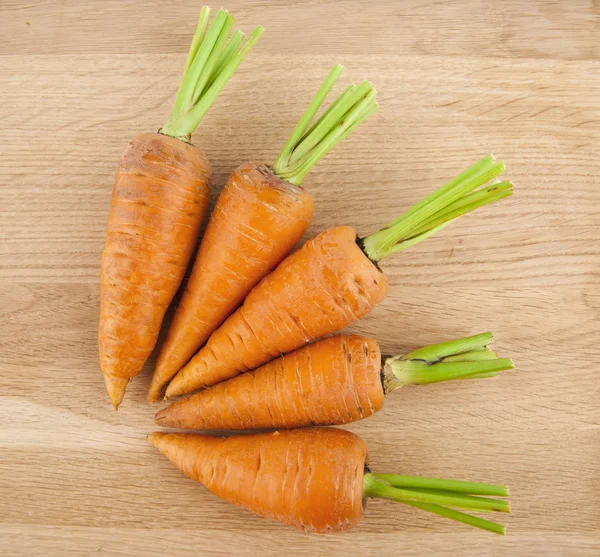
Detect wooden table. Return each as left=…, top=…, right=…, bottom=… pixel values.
left=2, top=1, right=598, bottom=555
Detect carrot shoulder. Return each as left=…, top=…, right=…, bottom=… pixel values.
left=98, top=8, right=263, bottom=409
left=166, top=155, right=513, bottom=398
left=148, top=65, right=377, bottom=402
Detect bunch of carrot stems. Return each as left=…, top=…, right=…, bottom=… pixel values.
left=98, top=6, right=515, bottom=536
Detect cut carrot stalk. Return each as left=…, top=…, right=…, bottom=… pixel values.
left=165, top=155, right=513, bottom=398
left=155, top=333, right=513, bottom=429
left=99, top=7, right=263, bottom=409
left=148, top=427, right=509, bottom=534
left=148, top=65, right=378, bottom=402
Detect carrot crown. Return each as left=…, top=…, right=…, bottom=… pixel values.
left=382, top=332, right=514, bottom=393
left=272, top=64, right=378, bottom=186
left=361, top=155, right=513, bottom=262
left=363, top=473, right=510, bottom=535
left=162, top=7, right=264, bottom=141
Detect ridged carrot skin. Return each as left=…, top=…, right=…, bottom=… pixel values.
left=99, top=133, right=210, bottom=408
left=156, top=335, right=384, bottom=429
left=165, top=226, right=388, bottom=397
left=148, top=162, right=313, bottom=402
left=148, top=428, right=368, bottom=533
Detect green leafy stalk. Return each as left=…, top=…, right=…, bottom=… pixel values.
left=400, top=500, right=506, bottom=535
left=363, top=473, right=509, bottom=535
left=361, top=155, right=513, bottom=262
left=162, top=8, right=264, bottom=141
left=272, top=65, right=377, bottom=186
left=371, top=474, right=509, bottom=497
left=183, top=7, right=211, bottom=76
left=382, top=333, right=513, bottom=393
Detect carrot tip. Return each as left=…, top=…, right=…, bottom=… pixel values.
left=154, top=409, right=168, bottom=426
left=103, top=373, right=129, bottom=410
left=147, top=432, right=166, bottom=448
left=148, top=378, right=167, bottom=403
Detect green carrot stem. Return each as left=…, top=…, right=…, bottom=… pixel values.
left=274, top=65, right=344, bottom=171
left=391, top=359, right=514, bottom=386
left=162, top=8, right=264, bottom=141
left=272, top=65, right=377, bottom=186
left=402, top=501, right=506, bottom=535
left=442, top=349, right=500, bottom=362
left=210, top=30, right=244, bottom=81
left=382, top=333, right=513, bottom=393
left=407, top=181, right=513, bottom=239
left=183, top=7, right=211, bottom=75
left=371, top=474, right=509, bottom=497
left=184, top=26, right=263, bottom=132
left=404, top=487, right=508, bottom=510
left=361, top=155, right=512, bottom=262
left=363, top=474, right=508, bottom=535
left=404, top=332, right=494, bottom=361
left=289, top=81, right=372, bottom=165
left=364, top=475, right=507, bottom=512
left=456, top=371, right=500, bottom=380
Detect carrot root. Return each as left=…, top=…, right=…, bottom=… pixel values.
left=147, top=428, right=367, bottom=533
left=98, top=133, right=211, bottom=409
left=154, top=335, right=384, bottom=430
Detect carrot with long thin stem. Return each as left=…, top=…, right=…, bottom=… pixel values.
left=165, top=155, right=513, bottom=398
left=148, top=427, right=510, bottom=534
left=148, top=65, right=377, bottom=402
left=98, top=7, right=263, bottom=409
left=156, top=333, right=513, bottom=429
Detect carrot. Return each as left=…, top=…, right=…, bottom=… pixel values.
left=148, top=427, right=510, bottom=534
left=155, top=332, right=513, bottom=429
left=148, top=65, right=378, bottom=402
left=165, top=155, right=513, bottom=397
left=98, top=7, right=263, bottom=409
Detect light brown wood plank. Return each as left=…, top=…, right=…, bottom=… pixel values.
left=1, top=526, right=598, bottom=557
left=1, top=0, right=598, bottom=60
left=1, top=1, right=599, bottom=555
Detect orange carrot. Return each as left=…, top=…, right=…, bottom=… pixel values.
left=148, top=427, right=510, bottom=534
left=165, top=155, right=513, bottom=398
left=148, top=65, right=377, bottom=402
left=98, top=7, right=263, bottom=409
left=156, top=333, right=513, bottom=429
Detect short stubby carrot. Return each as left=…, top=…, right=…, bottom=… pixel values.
left=98, top=7, right=263, bottom=409
left=155, top=333, right=513, bottom=429
left=165, top=155, right=514, bottom=397
left=148, top=427, right=510, bottom=534
left=148, top=65, right=377, bottom=402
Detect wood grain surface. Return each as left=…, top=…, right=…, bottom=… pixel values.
left=1, top=1, right=599, bottom=555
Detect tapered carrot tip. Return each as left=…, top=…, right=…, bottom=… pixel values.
left=147, top=432, right=166, bottom=448
left=154, top=408, right=168, bottom=425
left=147, top=384, right=162, bottom=404
left=103, top=373, right=129, bottom=410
